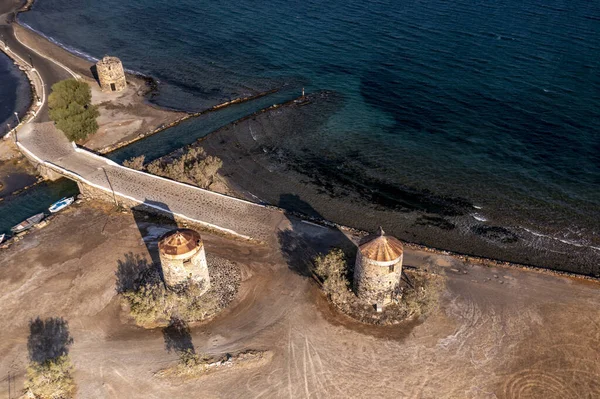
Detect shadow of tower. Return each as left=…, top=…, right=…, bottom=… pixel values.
left=276, top=193, right=356, bottom=277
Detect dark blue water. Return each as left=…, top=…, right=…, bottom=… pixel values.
left=0, top=51, right=30, bottom=136
left=0, top=179, right=78, bottom=236
left=14, top=0, right=600, bottom=271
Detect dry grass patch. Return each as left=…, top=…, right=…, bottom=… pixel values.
left=123, top=147, right=225, bottom=192
left=24, top=355, right=76, bottom=399
left=119, top=254, right=240, bottom=328
left=157, top=350, right=273, bottom=379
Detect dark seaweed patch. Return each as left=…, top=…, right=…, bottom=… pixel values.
left=281, top=151, right=472, bottom=217
left=471, top=225, right=519, bottom=244
left=414, top=215, right=456, bottom=230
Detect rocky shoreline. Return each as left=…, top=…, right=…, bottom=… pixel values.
left=198, top=91, right=599, bottom=278
left=3, top=1, right=597, bottom=281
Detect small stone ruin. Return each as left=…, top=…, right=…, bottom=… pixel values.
left=96, top=55, right=126, bottom=93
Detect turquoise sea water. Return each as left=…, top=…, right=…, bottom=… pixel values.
left=7, top=0, right=600, bottom=272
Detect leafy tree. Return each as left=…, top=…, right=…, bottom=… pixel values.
left=48, top=79, right=99, bottom=141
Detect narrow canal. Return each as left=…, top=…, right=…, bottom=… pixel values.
left=0, top=88, right=297, bottom=236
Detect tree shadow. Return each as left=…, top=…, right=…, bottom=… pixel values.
left=277, top=193, right=356, bottom=277
left=27, top=317, right=74, bottom=364
left=115, top=252, right=155, bottom=293
left=162, top=317, right=195, bottom=355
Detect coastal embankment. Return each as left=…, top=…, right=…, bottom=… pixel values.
left=3, top=0, right=598, bottom=280
left=94, top=88, right=280, bottom=154
left=8, top=21, right=282, bottom=154
left=197, top=91, right=600, bottom=277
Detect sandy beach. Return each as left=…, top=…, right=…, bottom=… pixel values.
left=1, top=199, right=599, bottom=398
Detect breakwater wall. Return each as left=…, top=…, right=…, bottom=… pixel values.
left=96, top=88, right=281, bottom=154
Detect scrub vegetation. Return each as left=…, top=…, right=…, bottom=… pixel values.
left=122, top=269, right=218, bottom=327
left=24, top=355, right=76, bottom=399
left=117, top=253, right=240, bottom=328
left=123, top=148, right=224, bottom=191
left=24, top=317, right=76, bottom=398
left=313, top=249, right=445, bottom=325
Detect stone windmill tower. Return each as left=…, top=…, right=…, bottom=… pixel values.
left=95, top=56, right=126, bottom=93
left=353, top=228, right=404, bottom=309
left=158, top=228, right=211, bottom=294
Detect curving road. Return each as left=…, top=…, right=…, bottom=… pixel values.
left=2, top=10, right=286, bottom=242
left=1, top=13, right=72, bottom=121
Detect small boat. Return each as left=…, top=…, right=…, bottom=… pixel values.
left=49, top=197, right=74, bottom=213
left=11, top=213, right=45, bottom=233
left=0, top=234, right=5, bottom=244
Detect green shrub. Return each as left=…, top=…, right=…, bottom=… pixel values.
left=48, top=79, right=99, bottom=141
left=147, top=147, right=223, bottom=189
left=123, top=282, right=170, bottom=326
left=24, top=355, right=76, bottom=399
left=313, top=249, right=445, bottom=324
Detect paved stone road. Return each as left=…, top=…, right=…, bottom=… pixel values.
left=4, top=10, right=286, bottom=241
left=19, top=122, right=286, bottom=241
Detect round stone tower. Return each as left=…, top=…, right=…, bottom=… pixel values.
left=353, top=228, right=404, bottom=309
left=158, top=228, right=210, bottom=293
left=96, top=56, right=126, bottom=93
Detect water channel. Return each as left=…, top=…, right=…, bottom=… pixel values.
left=0, top=88, right=296, bottom=236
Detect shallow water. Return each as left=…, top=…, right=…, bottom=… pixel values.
left=108, top=88, right=299, bottom=163
left=13, top=0, right=600, bottom=273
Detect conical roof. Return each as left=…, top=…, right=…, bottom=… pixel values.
left=158, top=229, right=201, bottom=259
left=359, top=228, right=403, bottom=262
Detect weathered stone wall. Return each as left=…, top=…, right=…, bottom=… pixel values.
left=18, top=146, right=64, bottom=181
left=353, top=252, right=403, bottom=307
left=96, top=57, right=126, bottom=93
left=18, top=132, right=285, bottom=242
left=160, top=244, right=211, bottom=293
left=77, top=180, right=134, bottom=207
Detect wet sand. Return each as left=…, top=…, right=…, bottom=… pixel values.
left=199, top=92, right=598, bottom=276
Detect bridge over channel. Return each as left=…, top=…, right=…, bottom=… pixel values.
left=2, top=14, right=286, bottom=242
left=16, top=122, right=286, bottom=241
